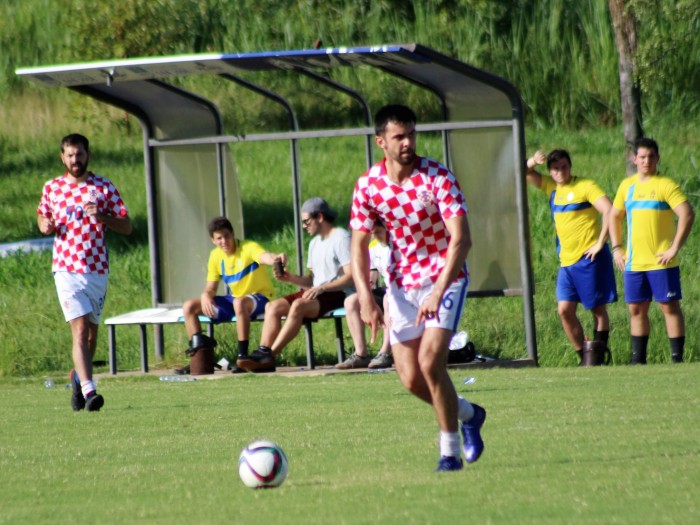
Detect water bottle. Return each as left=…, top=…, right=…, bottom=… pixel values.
left=160, top=375, right=197, bottom=382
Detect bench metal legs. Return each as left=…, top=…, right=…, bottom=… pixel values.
left=107, top=324, right=149, bottom=374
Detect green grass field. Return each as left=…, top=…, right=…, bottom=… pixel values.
left=1, top=365, right=699, bottom=525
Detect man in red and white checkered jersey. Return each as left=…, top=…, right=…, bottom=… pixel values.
left=37, top=134, right=132, bottom=412
left=349, top=105, right=486, bottom=472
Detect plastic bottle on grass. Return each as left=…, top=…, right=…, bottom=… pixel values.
left=160, top=375, right=197, bottom=382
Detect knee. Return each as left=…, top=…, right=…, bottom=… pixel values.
left=344, top=294, right=358, bottom=310
left=266, top=299, right=286, bottom=317
left=183, top=299, right=198, bottom=315
left=557, top=304, right=576, bottom=321
left=397, top=366, right=422, bottom=394
left=287, top=300, right=308, bottom=320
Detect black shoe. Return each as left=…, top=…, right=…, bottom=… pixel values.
left=85, top=392, right=104, bottom=412
left=70, top=369, right=85, bottom=412
left=237, top=348, right=276, bottom=372
left=175, top=364, right=190, bottom=375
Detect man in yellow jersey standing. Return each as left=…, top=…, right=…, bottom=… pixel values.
left=526, top=149, right=617, bottom=364
left=609, top=138, right=695, bottom=364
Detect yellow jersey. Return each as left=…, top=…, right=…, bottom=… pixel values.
left=612, top=173, right=687, bottom=271
left=540, top=176, right=606, bottom=267
left=206, top=239, right=274, bottom=298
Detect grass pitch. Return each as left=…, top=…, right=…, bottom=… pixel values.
left=1, top=365, right=699, bottom=525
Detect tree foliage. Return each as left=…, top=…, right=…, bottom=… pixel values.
left=3, top=0, right=698, bottom=128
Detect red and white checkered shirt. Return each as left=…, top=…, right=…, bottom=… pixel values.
left=350, top=156, right=468, bottom=290
left=37, top=172, right=128, bottom=274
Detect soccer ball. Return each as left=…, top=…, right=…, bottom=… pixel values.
left=238, top=440, right=288, bottom=489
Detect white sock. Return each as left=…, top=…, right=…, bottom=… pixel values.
left=439, top=431, right=462, bottom=458
left=80, top=380, right=96, bottom=398
left=457, top=396, right=475, bottom=422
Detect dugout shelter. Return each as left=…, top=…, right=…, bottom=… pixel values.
left=17, top=43, right=538, bottom=363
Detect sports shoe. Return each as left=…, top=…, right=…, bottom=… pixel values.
left=237, top=347, right=276, bottom=372
left=461, top=403, right=486, bottom=464
left=85, top=392, right=104, bottom=412
left=435, top=456, right=463, bottom=472
left=335, top=353, right=372, bottom=369
left=174, top=364, right=190, bottom=375
left=70, top=369, right=85, bottom=412
left=368, top=351, right=393, bottom=369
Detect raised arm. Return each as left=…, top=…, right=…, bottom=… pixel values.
left=525, top=150, right=547, bottom=188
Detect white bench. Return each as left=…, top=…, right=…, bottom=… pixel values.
left=103, top=307, right=347, bottom=374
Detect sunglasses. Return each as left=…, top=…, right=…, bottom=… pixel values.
left=302, top=217, right=314, bottom=227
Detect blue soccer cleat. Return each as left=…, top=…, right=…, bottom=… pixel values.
left=435, top=456, right=464, bottom=472
left=461, top=403, right=486, bottom=463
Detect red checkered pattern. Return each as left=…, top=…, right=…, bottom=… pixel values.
left=350, top=156, right=468, bottom=289
left=37, top=172, right=128, bottom=273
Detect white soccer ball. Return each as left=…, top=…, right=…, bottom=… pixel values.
left=238, top=440, right=288, bottom=489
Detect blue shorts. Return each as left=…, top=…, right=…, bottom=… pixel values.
left=212, top=294, right=268, bottom=322
left=624, top=267, right=682, bottom=304
left=556, top=245, right=617, bottom=310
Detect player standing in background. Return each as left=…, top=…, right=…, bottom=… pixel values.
left=609, top=138, right=694, bottom=364
left=350, top=105, right=486, bottom=472
left=37, top=134, right=132, bottom=411
left=525, top=149, right=617, bottom=364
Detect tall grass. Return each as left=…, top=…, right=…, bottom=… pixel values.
left=2, top=0, right=698, bottom=129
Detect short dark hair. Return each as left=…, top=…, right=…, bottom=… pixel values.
left=374, top=104, right=417, bottom=136
left=546, top=149, right=572, bottom=169
left=634, top=137, right=659, bottom=155
left=61, top=133, right=90, bottom=153
left=207, top=216, right=234, bottom=236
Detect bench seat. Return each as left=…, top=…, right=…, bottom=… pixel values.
left=104, top=307, right=347, bottom=374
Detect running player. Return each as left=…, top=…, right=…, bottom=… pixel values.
left=349, top=104, right=486, bottom=472
left=37, top=133, right=132, bottom=412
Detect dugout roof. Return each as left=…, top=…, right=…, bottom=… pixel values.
left=17, top=43, right=537, bottom=362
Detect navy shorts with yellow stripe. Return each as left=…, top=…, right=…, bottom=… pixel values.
left=556, top=244, right=618, bottom=310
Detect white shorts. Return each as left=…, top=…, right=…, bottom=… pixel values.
left=387, top=277, right=468, bottom=344
left=54, top=272, right=109, bottom=324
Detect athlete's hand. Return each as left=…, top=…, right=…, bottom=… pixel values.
left=302, top=286, right=325, bottom=300
left=360, top=296, right=384, bottom=344
left=201, top=295, right=217, bottom=318
left=612, top=248, right=627, bottom=271
left=527, top=150, right=547, bottom=169
left=84, top=202, right=102, bottom=221
left=583, top=242, right=603, bottom=261
left=38, top=215, right=55, bottom=235
left=656, top=247, right=678, bottom=266
left=417, top=291, right=442, bottom=326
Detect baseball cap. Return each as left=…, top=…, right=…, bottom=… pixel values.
left=301, top=197, right=338, bottom=218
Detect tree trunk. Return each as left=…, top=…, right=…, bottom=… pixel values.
left=608, top=0, right=644, bottom=175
